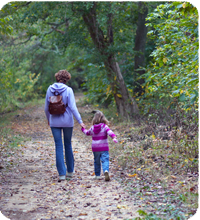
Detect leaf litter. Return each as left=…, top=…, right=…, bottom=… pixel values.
left=0, top=100, right=139, bottom=220
left=0, top=94, right=198, bottom=220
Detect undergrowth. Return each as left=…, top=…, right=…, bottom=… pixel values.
left=108, top=112, right=198, bottom=219
left=79, top=98, right=198, bottom=220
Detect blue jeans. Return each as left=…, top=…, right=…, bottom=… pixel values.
left=51, top=127, right=74, bottom=176
left=93, top=151, right=109, bottom=176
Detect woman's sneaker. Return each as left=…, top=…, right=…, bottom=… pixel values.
left=58, top=175, right=66, bottom=182
left=66, top=172, right=73, bottom=178
left=94, top=176, right=101, bottom=180
left=104, top=171, right=110, bottom=181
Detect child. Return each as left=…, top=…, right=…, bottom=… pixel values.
left=81, top=111, right=118, bottom=181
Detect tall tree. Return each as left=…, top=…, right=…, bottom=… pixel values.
left=81, top=2, right=139, bottom=118
left=134, top=1, right=148, bottom=95
left=2, top=1, right=155, bottom=117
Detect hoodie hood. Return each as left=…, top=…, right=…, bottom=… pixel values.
left=50, top=83, right=67, bottom=94
left=93, top=123, right=104, bottom=134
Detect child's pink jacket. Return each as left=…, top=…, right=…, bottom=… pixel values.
left=81, top=123, right=116, bottom=152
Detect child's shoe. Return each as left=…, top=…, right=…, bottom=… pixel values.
left=104, top=171, right=110, bottom=181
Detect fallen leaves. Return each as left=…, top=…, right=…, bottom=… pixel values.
left=0, top=99, right=198, bottom=220
left=0, top=101, right=141, bottom=220
left=171, top=175, right=177, bottom=179
left=117, top=205, right=128, bottom=209
left=128, top=173, right=137, bottom=177
left=110, top=117, right=198, bottom=219
left=79, top=213, right=88, bottom=216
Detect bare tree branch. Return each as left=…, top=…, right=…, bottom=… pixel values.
left=50, top=27, right=65, bottom=35
left=14, top=35, right=33, bottom=45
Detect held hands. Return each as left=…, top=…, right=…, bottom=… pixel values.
left=113, top=138, right=118, bottom=143
left=80, top=123, right=86, bottom=129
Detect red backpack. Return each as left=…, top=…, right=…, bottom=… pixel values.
left=49, top=91, right=67, bottom=115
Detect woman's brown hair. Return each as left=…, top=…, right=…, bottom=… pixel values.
left=55, top=70, right=71, bottom=84
left=92, top=111, right=109, bottom=125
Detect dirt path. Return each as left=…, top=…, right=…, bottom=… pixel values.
left=0, top=96, right=139, bottom=220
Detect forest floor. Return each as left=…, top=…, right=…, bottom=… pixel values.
left=0, top=94, right=198, bottom=220
left=0, top=94, right=139, bottom=220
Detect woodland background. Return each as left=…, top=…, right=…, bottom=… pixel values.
left=0, top=1, right=199, bottom=219
left=0, top=1, right=198, bottom=118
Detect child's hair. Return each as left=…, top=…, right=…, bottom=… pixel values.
left=92, top=111, right=109, bottom=125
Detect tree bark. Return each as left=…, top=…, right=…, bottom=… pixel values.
left=134, top=2, right=148, bottom=95
left=82, top=3, right=139, bottom=118
left=109, top=59, right=139, bottom=118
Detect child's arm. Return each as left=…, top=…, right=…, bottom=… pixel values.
left=113, top=137, right=118, bottom=143
left=81, top=127, right=93, bottom=136
left=105, top=125, right=118, bottom=143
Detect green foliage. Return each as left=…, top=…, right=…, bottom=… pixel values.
left=144, top=2, right=198, bottom=112
left=0, top=44, right=40, bottom=112
left=0, top=15, right=13, bottom=34
left=0, top=1, right=198, bottom=117
left=0, top=2, right=18, bottom=34
left=0, top=127, right=25, bottom=149
left=135, top=210, right=164, bottom=220
left=84, top=63, right=113, bottom=106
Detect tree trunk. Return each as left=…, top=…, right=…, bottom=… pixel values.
left=134, top=2, right=148, bottom=95
left=104, top=56, right=139, bottom=118
left=82, top=3, right=139, bottom=118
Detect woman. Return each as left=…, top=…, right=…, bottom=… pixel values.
left=44, top=70, right=85, bottom=181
